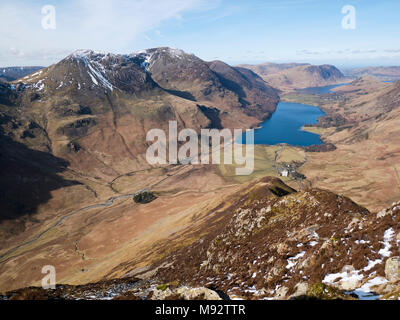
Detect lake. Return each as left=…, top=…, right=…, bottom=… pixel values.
left=239, top=102, right=325, bottom=146
left=238, top=83, right=359, bottom=146
left=296, top=82, right=350, bottom=94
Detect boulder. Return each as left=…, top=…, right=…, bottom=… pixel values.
left=338, top=265, right=363, bottom=291
left=290, top=282, right=309, bottom=298
left=277, top=242, right=290, bottom=255
left=385, top=257, right=400, bottom=282
left=176, top=287, right=221, bottom=300
left=274, top=286, right=288, bottom=299
left=151, top=286, right=221, bottom=300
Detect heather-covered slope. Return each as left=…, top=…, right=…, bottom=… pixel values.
left=2, top=177, right=400, bottom=300
left=152, top=177, right=400, bottom=299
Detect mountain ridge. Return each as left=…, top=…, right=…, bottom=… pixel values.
left=237, top=62, right=347, bottom=91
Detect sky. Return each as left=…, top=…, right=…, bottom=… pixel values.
left=0, top=0, right=399, bottom=68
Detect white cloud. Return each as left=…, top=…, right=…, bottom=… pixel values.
left=0, top=0, right=211, bottom=66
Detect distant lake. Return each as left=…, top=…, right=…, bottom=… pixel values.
left=296, top=82, right=350, bottom=94
left=240, top=102, right=325, bottom=146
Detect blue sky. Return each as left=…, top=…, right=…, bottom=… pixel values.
left=1, top=0, right=399, bottom=68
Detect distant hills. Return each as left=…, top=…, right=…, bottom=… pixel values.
left=237, top=62, right=309, bottom=77
left=343, top=66, right=400, bottom=81
left=0, top=66, right=43, bottom=82
left=237, top=62, right=346, bottom=91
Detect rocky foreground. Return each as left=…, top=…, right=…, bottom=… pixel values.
left=2, top=177, right=400, bottom=300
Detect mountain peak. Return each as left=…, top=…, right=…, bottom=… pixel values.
left=70, top=49, right=97, bottom=58
left=130, top=47, right=197, bottom=72
left=134, top=47, right=190, bottom=57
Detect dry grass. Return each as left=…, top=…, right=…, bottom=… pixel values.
left=217, top=144, right=306, bottom=183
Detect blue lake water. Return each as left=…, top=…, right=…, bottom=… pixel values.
left=238, top=83, right=360, bottom=146
left=296, top=82, right=350, bottom=94
left=239, top=101, right=325, bottom=146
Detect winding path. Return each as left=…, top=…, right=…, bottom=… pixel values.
left=0, top=189, right=148, bottom=263
left=0, top=164, right=191, bottom=264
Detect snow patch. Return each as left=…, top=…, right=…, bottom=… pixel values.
left=87, top=62, right=113, bottom=91
left=379, top=228, right=394, bottom=257
left=34, top=79, right=45, bottom=91
left=309, top=241, right=318, bottom=247
left=286, top=251, right=305, bottom=270
left=323, top=269, right=364, bottom=286
left=363, top=259, right=382, bottom=272
left=351, top=277, right=388, bottom=300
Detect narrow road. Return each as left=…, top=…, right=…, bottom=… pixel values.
left=0, top=188, right=148, bottom=263
left=0, top=163, right=191, bottom=264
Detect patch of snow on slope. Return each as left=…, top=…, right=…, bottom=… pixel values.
left=88, top=72, right=98, bottom=85
left=379, top=228, right=394, bottom=257
left=286, top=251, right=305, bottom=270
left=322, top=228, right=396, bottom=300
left=33, top=79, right=45, bottom=91
left=351, top=277, right=388, bottom=300
left=323, top=270, right=364, bottom=285
left=71, top=50, right=114, bottom=91
left=24, top=70, right=42, bottom=80
left=363, top=259, right=382, bottom=271
left=87, top=62, right=113, bottom=91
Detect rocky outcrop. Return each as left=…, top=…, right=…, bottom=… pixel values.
left=0, top=279, right=222, bottom=301
left=153, top=178, right=400, bottom=300
left=150, top=286, right=221, bottom=300
left=385, top=257, right=400, bottom=282
left=0, top=278, right=140, bottom=300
